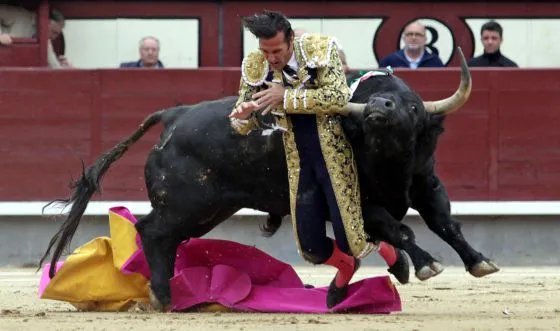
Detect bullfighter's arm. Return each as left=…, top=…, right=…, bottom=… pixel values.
left=230, top=77, right=260, bottom=136
left=282, top=41, right=351, bottom=115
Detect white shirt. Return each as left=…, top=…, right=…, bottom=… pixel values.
left=404, top=50, right=424, bottom=69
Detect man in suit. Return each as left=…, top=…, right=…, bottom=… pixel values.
left=120, top=36, right=164, bottom=68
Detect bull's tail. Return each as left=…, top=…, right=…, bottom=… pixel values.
left=38, top=110, right=165, bottom=278
left=259, top=213, right=283, bottom=237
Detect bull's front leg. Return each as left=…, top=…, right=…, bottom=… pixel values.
left=362, top=203, right=444, bottom=282
left=410, top=173, right=500, bottom=277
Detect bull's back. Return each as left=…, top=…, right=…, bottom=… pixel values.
left=145, top=96, right=289, bottom=208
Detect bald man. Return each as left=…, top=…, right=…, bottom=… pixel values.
left=378, top=20, right=443, bottom=69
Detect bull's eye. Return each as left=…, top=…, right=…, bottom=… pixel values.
left=410, top=105, right=417, bottom=113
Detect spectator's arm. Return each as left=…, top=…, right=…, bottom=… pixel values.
left=47, top=41, right=61, bottom=68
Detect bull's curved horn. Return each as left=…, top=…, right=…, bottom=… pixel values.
left=341, top=102, right=367, bottom=115
left=423, top=47, right=472, bottom=115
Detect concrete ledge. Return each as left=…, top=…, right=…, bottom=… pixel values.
left=1, top=213, right=559, bottom=268
left=3, top=201, right=560, bottom=217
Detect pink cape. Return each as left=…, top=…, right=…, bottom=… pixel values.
left=39, top=206, right=401, bottom=314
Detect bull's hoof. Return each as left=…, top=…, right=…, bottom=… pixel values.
left=387, top=249, right=410, bottom=284
left=148, top=287, right=171, bottom=313
left=415, top=261, right=444, bottom=281
left=469, top=260, right=500, bottom=278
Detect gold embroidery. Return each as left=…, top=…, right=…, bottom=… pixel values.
left=284, top=36, right=351, bottom=115
left=234, top=35, right=375, bottom=259
left=241, top=51, right=269, bottom=86
left=283, top=35, right=375, bottom=261
left=317, top=115, right=375, bottom=258
left=299, top=33, right=336, bottom=68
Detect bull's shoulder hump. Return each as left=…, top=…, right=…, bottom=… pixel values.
left=297, top=33, right=339, bottom=68
left=241, top=51, right=269, bottom=86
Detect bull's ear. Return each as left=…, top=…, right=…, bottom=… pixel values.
left=423, top=47, right=472, bottom=115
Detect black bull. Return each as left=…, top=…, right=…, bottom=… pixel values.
left=39, top=48, right=499, bottom=310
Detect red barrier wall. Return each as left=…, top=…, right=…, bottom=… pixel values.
left=0, top=68, right=558, bottom=202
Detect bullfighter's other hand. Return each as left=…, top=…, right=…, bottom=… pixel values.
left=252, top=81, right=285, bottom=115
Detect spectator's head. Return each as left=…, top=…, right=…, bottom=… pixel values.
left=138, top=36, right=161, bottom=67
left=293, top=28, right=306, bottom=37
left=480, top=21, right=503, bottom=54
left=49, top=9, right=65, bottom=40
left=242, top=10, right=294, bottom=71
left=402, top=20, right=426, bottom=53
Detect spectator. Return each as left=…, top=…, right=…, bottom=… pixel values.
left=293, top=28, right=306, bottom=38
left=120, top=36, right=164, bottom=68
left=378, top=20, right=444, bottom=69
left=0, top=5, right=70, bottom=68
left=468, top=21, right=518, bottom=67
left=0, top=4, right=35, bottom=45
left=47, top=9, right=71, bottom=68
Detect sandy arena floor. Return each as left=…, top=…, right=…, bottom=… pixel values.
left=0, top=266, right=559, bottom=331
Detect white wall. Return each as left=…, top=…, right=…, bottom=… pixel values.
left=243, top=18, right=384, bottom=69
left=242, top=17, right=560, bottom=69
left=64, top=18, right=199, bottom=68
left=62, top=17, right=560, bottom=69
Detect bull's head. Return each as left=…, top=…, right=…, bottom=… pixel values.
left=341, top=47, right=472, bottom=117
left=339, top=47, right=472, bottom=160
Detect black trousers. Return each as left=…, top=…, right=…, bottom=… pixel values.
left=291, top=115, right=351, bottom=264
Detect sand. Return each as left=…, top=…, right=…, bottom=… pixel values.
left=1, top=266, right=559, bottom=331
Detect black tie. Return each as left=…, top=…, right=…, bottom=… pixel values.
left=283, top=65, right=298, bottom=79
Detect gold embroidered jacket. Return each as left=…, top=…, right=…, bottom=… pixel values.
left=231, top=33, right=375, bottom=260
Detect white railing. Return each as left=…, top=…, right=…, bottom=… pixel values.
left=1, top=201, right=560, bottom=217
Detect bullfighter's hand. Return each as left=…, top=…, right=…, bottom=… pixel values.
left=228, top=101, right=260, bottom=120
left=252, top=81, right=285, bottom=115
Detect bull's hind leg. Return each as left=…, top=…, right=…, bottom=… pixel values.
left=410, top=174, right=499, bottom=278
left=362, top=204, right=444, bottom=281
left=136, top=206, right=239, bottom=311
left=135, top=209, right=184, bottom=311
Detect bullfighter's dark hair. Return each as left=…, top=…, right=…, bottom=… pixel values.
left=242, top=10, right=294, bottom=43
left=481, top=21, right=503, bottom=38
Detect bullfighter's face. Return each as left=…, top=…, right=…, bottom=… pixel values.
left=259, top=31, right=294, bottom=71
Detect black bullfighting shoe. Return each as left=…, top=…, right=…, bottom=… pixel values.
left=326, top=258, right=361, bottom=309
left=387, top=248, right=410, bottom=284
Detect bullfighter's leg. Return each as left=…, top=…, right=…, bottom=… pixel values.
left=410, top=174, right=500, bottom=277
left=294, top=163, right=359, bottom=309
left=362, top=203, right=444, bottom=281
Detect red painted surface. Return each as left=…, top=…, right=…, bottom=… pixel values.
left=0, top=68, right=559, bottom=202
left=0, top=40, right=41, bottom=67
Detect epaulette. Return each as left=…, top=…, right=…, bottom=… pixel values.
left=241, top=51, right=269, bottom=86
left=297, top=33, right=339, bottom=68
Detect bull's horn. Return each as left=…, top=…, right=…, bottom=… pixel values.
left=341, top=102, right=367, bottom=115
left=423, top=47, right=472, bottom=115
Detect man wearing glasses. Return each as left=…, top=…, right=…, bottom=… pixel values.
left=378, top=20, right=444, bottom=69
